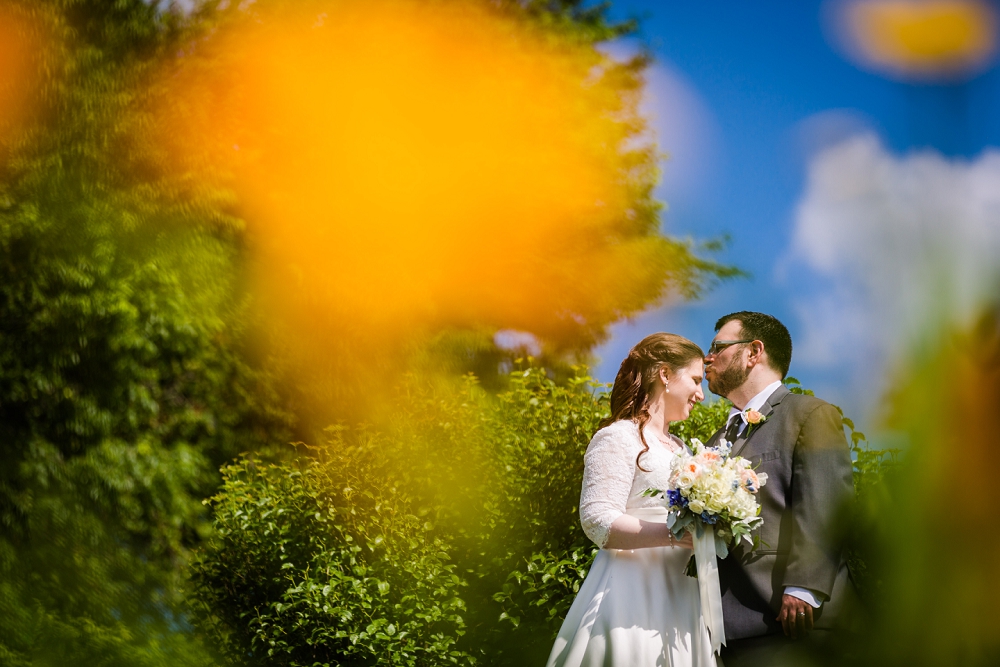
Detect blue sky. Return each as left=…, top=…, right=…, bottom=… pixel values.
left=591, top=0, right=1000, bottom=429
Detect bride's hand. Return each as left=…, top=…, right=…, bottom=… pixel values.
left=672, top=531, right=694, bottom=549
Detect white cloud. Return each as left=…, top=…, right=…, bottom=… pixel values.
left=787, top=133, right=1000, bottom=413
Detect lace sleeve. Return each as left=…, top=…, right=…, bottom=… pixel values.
left=579, top=421, right=640, bottom=548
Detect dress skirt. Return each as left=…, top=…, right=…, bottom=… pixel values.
left=546, top=507, right=717, bottom=667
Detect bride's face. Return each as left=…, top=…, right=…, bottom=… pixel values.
left=660, top=358, right=705, bottom=422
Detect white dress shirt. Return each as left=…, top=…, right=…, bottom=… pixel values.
left=726, top=379, right=783, bottom=439
left=725, top=380, right=822, bottom=609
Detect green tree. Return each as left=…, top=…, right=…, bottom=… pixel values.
left=0, top=1, right=293, bottom=663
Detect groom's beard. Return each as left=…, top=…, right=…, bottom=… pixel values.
left=708, top=359, right=749, bottom=398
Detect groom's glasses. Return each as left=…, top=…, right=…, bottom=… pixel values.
left=706, top=339, right=754, bottom=357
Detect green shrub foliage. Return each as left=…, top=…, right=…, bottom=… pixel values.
left=191, top=441, right=471, bottom=666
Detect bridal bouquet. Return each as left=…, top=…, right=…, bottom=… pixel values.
left=643, top=437, right=766, bottom=652
left=645, top=438, right=766, bottom=577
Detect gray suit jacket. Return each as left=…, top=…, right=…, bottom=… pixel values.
left=707, top=384, right=856, bottom=641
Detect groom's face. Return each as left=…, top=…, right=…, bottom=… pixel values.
left=705, top=320, right=750, bottom=398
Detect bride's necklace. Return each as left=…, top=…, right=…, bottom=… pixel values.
left=648, top=428, right=681, bottom=453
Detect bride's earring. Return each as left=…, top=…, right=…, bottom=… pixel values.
left=665, top=380, right=670, bottom=393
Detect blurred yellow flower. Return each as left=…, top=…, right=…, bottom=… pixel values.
left=832, top=0, right=998, bottom=79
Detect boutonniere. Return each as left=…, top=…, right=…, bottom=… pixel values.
left=744, top=409, right=767, bottom=434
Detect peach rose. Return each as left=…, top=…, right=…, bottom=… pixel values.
left=745, top=409, right=764, bottom=424
left=684, top=462, right=703, bottom=475
left=696, top=451, right=721, bottom=465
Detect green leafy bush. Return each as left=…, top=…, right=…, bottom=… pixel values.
left=191, top=439, right=471, bottom=667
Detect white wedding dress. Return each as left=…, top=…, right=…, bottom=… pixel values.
left=546, top=419, right=717, bottom=667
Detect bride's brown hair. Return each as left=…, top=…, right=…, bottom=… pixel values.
left=599, top=333, right=704, bottom=471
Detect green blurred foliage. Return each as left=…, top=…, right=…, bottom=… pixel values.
left=0, top=0, right=293, bottom=663
left=819, top=309, right=1000, bottom=667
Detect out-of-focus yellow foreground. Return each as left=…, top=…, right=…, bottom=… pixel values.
left=834, top=0, right=998, bottom=79
left=161, top=0, right=643, bottom=343
left=0, top=6, right=41, bottom=145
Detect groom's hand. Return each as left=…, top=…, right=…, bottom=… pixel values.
left=777, top=594, right=813, bottom=639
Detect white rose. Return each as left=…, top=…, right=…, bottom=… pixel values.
left=677, top=470, right=697, bottom=489
left=689, top=499, right=706, bottom=514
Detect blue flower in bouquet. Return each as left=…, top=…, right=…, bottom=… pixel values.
left=716, top=439, right=732, bottom=457
left=667, top=489, right=689, bottom=509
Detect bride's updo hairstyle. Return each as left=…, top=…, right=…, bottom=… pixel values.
left=600, top=333, right=704, bottom=471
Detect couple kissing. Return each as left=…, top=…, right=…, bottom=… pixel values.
left=547, top=311, right=856, bottom=667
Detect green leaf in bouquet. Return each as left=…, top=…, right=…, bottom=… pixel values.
left=714, top=534, right=729, bottom=559
left=684, top=555, right=699, bottom=579
left=671, top=512, right=695, bottom=535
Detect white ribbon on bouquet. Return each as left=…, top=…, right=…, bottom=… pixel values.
left=693, top=524, right=726, bottom=655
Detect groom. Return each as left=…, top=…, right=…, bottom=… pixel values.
left=704, top=312, right=855, bottom=667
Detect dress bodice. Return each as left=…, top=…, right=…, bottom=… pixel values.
left=578, top=419, right=683, bottom=548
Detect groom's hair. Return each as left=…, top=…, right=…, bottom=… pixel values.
left=714, top=311, right=792, bottom=378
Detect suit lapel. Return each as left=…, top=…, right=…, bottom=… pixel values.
left=733, top=384, right=789, bottom=457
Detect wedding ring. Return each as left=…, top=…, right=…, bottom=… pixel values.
left=796, top=612, right=806, bottom=617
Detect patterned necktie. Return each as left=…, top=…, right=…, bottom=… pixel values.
left=724, top=414, right=743, bottom=444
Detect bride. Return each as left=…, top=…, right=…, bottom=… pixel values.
left=546, top=333, right=717, bottom=667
